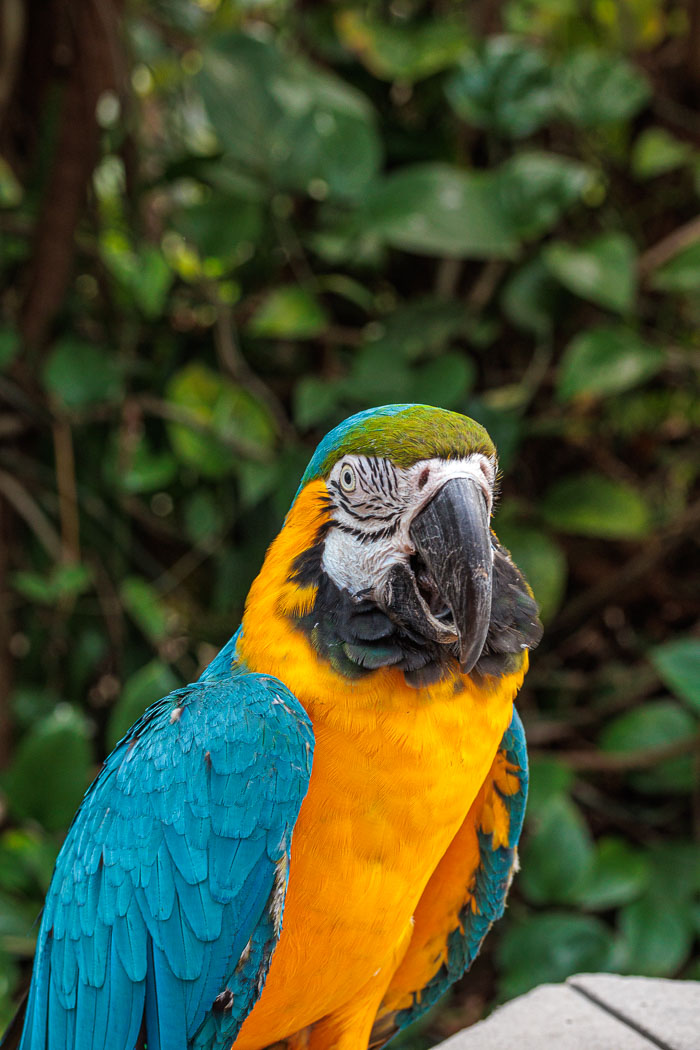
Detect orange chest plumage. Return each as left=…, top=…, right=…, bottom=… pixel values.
left=231, top=484, right=525, bottom=1049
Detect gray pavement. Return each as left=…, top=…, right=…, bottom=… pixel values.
left=435, top=974, right=699, bottom=1050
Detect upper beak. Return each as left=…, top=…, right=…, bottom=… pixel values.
left=408, top=477, right=493, bottom=674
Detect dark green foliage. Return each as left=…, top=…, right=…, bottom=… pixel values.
left=0, top=0, right=698, bottom=1044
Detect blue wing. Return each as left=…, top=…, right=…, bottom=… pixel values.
left=14, top=667, right=314, bottom=1050
left=371, top=709, right=528, bottom=1046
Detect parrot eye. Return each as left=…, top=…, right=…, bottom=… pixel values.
left=339, top=464, right=356, bottom=492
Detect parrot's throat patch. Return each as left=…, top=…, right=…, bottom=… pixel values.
left=287, top=532, right=542, bottom=688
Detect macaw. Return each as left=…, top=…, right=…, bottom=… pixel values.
left=5, top=403, right=542, bottom=1050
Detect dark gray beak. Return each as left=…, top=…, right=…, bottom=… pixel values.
left=409, top=477, right=493, bottom=674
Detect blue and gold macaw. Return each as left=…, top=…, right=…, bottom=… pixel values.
left=5, top=404, right=541, bottom=1050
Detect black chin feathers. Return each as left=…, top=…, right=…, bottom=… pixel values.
left=287, top=536, right=542, bottom=688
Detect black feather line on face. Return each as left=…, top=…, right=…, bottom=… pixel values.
left=333, top=521, right=401, bottom=544
left=289, top=520, right=332, bottom=587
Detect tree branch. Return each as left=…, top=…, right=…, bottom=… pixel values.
left=537, top=732, right=700, bottom=773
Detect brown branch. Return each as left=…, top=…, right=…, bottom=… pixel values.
left=549, top=498, right=700, bottom=638
left=212, top=302, right=296, bottom=441
left=638, top=214, right=700, bottom=280
left=434, top=258, right=462, bottom=300
left=92, top=556, right=124, bottom=643
left=154, top=534, right=223, bottom=597
left=0, top=469, right=62, bottom=559
left=52, top=417, right=80, bottom=562
left=0, top=0, right=25, bottom=123
left=0, top=415, right=30, bottom=439
left=0, top=493, right=14, bottom=766
left=466, top=259, right=507, bottom=310
left=688, top=0, right=700, bottom=90
left=537, top=732, right=700, bottom=773
left=651, top=94, right=700, bottom=147
left=19, top=0, right=125, bottom=350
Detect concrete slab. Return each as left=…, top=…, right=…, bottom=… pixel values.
left=435, top=982, right=660, bottom=1050
left=568, top=974, right=700, bottom=1050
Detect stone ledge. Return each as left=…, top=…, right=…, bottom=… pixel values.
left=435, top=975, right=700, bottom=1050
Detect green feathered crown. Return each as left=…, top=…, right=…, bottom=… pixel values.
left=300, top=404, right=495, bottom=487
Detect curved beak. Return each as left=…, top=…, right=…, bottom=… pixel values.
left=409, top=477, right=493, bottom=674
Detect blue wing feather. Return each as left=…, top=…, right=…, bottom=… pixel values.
left=14, top=666, right=313, bottom=1050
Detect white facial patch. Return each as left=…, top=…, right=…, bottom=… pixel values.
left=321, top=453, right=496, bottom=600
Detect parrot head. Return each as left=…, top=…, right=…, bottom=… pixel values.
left=242, top=404, right=542, bottom=689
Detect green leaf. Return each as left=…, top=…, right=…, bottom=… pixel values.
left=409, top=354, right=475, bottom=409
left=234, top=448, right=304, bottom=518
left=175, top=196, right=264, bottom=265
left=237, top=459, right=285, bottom=510
left=0, top=954, right=21, bottom=1033
left=526, top=758, right=574, bottom=818
left=106, top=433, right=177, bottom=495
left=336, top=10, right=471, bottom=82
left=498, top=912, right=615, bottom=999
left=447, top=36, right=555, bottom=139
left=100, top=239, right=173, bottom=319
left=247, top=287, right=329, bottom=339
left=544, top=233, right=637, bottom=313
left=11, top=687, right=62, bottom=729
left=120, top=577, right=170, bottom=642
left=0, top=829, right=58, bottom=896
left=542, top=474, right=650, bottom=539
left=107, top=660, right=180, bottom=748
left=344, top=345, right=414, bottom=406
left=197, top=34, right=278, bottom=175
left=650, top=637, right=700, bottom=712
left=199, top=32, right=381, bottom=201
left=618, top=893, right=694, bottom=976
left=631, top=128, right=693, bottom=179
left=361, top=164, right=517, bottom=259
left=363, top=298, right=469, bottom=362
left=275, top=60, right=381, bottom=200
left=293, top=376, right=344, bottom=429
left=649, top=241, right=700, bottom=294
left=520, top=795, right=594, bottom=904
left=166, top=363, right=276, bottom=478
left=573, top=837, right=650, bottom=911
left=0, top=156, right=22, bottom=207
left=648, top=840, right=700, bottom=899
left=3, top=707, right=91, bottom=831
left=0, top=890, right=40, bottom=939
left=599, top=700, right=697, bottom=794
left=183, top=490, right=225, bottom=544
left=314, top=274, right=374, bottom=312
left=495, top=523, right=567, bottom=621
left=557, top=326, right=664, bottom=401
left=554, top=49, right=650, bottom=126
left=131, top=247, right=173, bottom=319
left=464, top=399, right=522, bottom=471
left=490, top=152, right=593, bottom=241
left=500, top=257, right=562, bottom=338
left=43, top=339, right=123, bottom=409
left=13, top=564, right=92, bottom=605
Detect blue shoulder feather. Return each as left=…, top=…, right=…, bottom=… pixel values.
left=15, top=668, right=313, bottom=1050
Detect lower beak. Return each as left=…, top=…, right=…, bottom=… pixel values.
left=408, top=477, right=493, bottom=674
